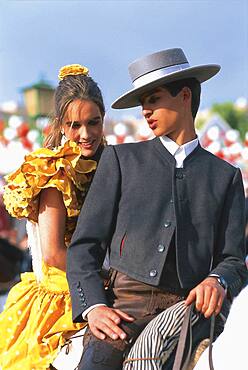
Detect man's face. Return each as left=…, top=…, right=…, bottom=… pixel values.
left=141, top=87, right=186, bottom=139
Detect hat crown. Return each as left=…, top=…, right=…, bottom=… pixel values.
left=128, top=48, right=188, bottom=83
left=112, top=47, right=220, bottom=109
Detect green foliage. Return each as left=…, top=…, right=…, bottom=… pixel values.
left=195, top=116, right=206, bottom=131
left=211, top=102, right=248, bottom=140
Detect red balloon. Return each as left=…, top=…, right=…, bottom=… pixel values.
left=216, top=151, right=225, bottom=159
left=17, top=122, right=29, bottom=137
left=0, top=135, right=8, bottom=145
left=0, top=120, right=5, bottom=133
left=43, top=125, right=51, bottom=137
left=20, top=136, right=32, bottom=150
left=201, top=136, right=212, bottom=148
left=116, top=135, right=125, bottom=144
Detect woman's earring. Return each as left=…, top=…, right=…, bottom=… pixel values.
left=101, top=135, right=108, bottom=146
left=60, top=132, right=68, bottom=146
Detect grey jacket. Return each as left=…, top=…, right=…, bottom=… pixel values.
left=67, top=138, right=248, bottom=322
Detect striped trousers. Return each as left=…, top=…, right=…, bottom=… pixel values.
left=123, top=301, right=200, bottom=370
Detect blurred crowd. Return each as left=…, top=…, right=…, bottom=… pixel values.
left=0, top=177, right=31, bottom=311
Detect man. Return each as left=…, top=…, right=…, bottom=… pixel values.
left=67, top=48, right=247, bottom=370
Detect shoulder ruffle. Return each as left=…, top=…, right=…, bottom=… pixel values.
left=3, top=140, right=97, bottom=222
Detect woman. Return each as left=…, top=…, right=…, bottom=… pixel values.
left=0, top=64, right=105, bottom=370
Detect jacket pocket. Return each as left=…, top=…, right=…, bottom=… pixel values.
left=120, top=233, right=126, bottom=256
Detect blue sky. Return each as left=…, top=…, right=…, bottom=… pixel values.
left=0, top=0, right=247, bottom=119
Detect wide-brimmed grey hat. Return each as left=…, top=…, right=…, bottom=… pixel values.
left=112, top=48, right=220, bottom=109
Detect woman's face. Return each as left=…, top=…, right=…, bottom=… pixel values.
left=62, top=99, right=103, bottom=157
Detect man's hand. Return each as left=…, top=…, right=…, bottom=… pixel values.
left=185, top=277, right=226, bottom=318
left=87, top=306, right=135, bottom=340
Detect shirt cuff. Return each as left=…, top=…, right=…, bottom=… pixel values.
left=82, top=303, right=107, bottom=321
left=208, top=273, right=220, bottom=278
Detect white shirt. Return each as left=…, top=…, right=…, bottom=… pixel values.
left=159, top=135, right=199, bottom=168
left=83, top=135, right=199, bottom=319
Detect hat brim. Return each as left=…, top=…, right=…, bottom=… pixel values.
left=112, top=64, right=220, bottom=109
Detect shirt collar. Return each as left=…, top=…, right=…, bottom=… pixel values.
left=159, top=135, right=199, bottom=157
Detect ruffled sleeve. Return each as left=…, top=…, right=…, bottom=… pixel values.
left=3, top=140, right=97, bottom=222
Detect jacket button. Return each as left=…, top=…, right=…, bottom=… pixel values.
left=158, top=244, right=165, bottom=253
left=164, top=221, right=171, bottom=228
left=176, top=172, right=184, bottom=179
left=149, top=269, right=157, bottom=277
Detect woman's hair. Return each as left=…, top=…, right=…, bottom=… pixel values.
left=44, top=74, right=105, bottom=149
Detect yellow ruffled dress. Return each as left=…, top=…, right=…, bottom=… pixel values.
left=0, top=141, right=97, bottom=370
